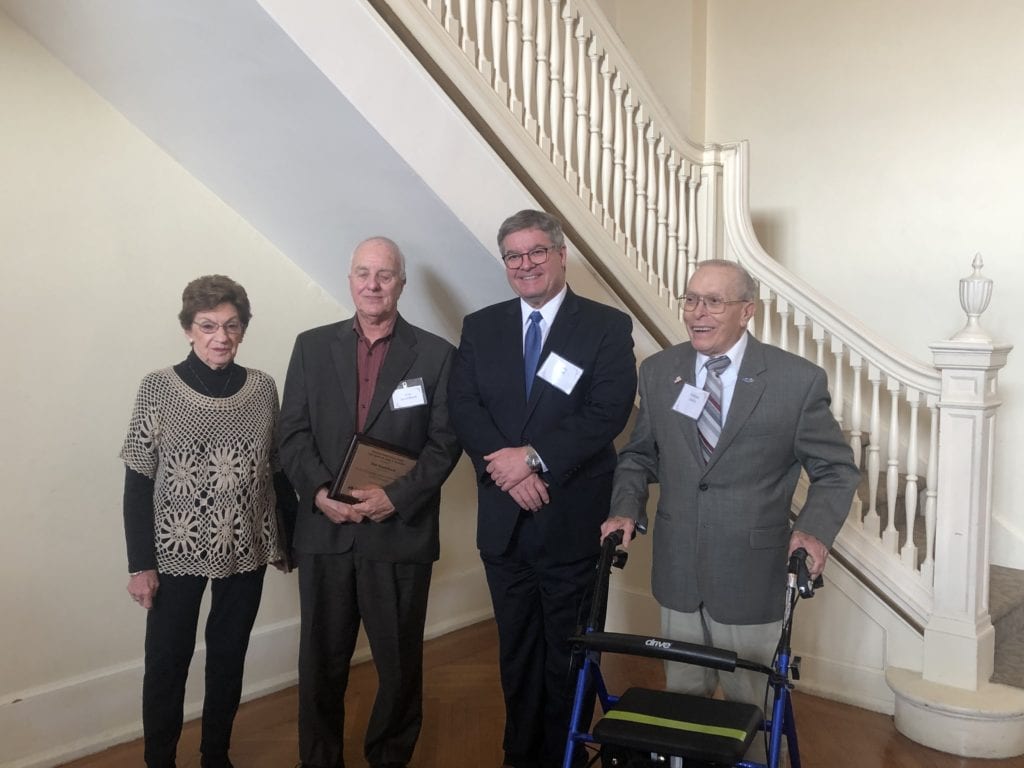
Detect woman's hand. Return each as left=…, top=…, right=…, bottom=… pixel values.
left=127, top=569, right=160, bottom=609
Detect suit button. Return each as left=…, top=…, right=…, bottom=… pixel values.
left=699, top=482, right=708, bottom=491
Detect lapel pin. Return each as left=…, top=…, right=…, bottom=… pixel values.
left=673, top=375, right=683, bottom=384
left=741, top=377, right=755, bottom=383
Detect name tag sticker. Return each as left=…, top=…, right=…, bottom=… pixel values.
left=391, top=378, right=427, bottom=409
left=672, top=383, right=708, bottom=419
left=537, top=352, right=584, bottom=395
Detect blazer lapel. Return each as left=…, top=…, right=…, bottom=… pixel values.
left=329, top=319, right=358, bottom=423
left=668, top=344, right=704, bottom=466
left=363, top=315, right=418, bottom=432
left=524, top=289, right=580, bottom=419
left=704, top=336, right=767, bottom=472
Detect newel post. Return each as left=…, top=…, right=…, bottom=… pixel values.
left=925, top=254, right=1012, bottom=689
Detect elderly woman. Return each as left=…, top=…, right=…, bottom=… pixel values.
left=121, top=274, right=295, bottom=768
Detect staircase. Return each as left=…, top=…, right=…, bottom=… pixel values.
left=364, top=0, right=1024, bottom=757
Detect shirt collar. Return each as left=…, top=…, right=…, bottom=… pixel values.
left=520, top=284, right=568, bottom=327
left=695, top=331, right=749, bottom=376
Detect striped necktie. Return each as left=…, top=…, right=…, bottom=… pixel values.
left=697, top=355, right=730, bottom=463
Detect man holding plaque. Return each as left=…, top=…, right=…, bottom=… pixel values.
left=279, top=236, right=462, bottom=768
left=448, top=210, right=637, bottom=768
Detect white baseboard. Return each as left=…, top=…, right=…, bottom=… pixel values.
left=0, top=565, right=492, bottom=768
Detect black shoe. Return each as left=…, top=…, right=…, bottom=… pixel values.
left=199, top=756, right=234, bottom=768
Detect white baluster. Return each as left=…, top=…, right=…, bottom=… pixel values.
left=686, top=163, right=698, bottom=278
left=491, top=0, right=505, bottom=92
left=848, top=352, right=863, bottom=469
left=522, top=0, right=535, bottom=131
left=776, top=297, right=790, bottom=351
left=655, top=137, right=668, bottom=291
left=831, top=336, right=844, bottom=428
left=474, top=0, right=488, bottom=70
left=666, top=150, right=679, bottom=297
left=677, top=159, right=690, bottom=294
left=587, top=39, right=601, bottom=207
left=921, top=398, right=938, bottom=584
left=633, top=111, right=647, bottom=266
left=535, top=0, right=548, bottom=147
left=623, top=93, right=636, bottom=252
left=547, top=0, right=561, bottom=162
left=561, top=8, right=575, bottom=179
left=901, top=388, right=920, bottom=570
left=600, top=56, right=613, bottom=222
left=611, top=73, right=625, bottom=235
left=644, top=123, right=657, bottom=275
left=574, top=25, right=589, bottom=198
left=812, top=323, right=825, bottom=368
left=864, top=367, right=882, bottom=536
left=458, top=0, right=470, bottom=49
left=506, top=0, right=521, bottom=114
left=759, top=285, right=773, bottom=344
left=882, top=378, right=901, bottom=553
left=794, top=308, right=807, bottom=358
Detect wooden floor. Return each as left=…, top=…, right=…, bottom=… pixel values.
left=61, top=620, right=1024, bottom=768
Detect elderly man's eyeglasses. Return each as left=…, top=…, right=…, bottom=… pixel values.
left=351, top=269, right=399, bottom=285
left=193, top=320, right=245, bottom=336
left=681, top=294, right=749, bottom=314
left=502, top=246, right=558, bottom=269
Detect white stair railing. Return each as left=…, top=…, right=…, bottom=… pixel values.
left=370, top=0, right=1008, bottom=633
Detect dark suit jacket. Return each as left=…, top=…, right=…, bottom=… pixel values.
left=448, top=288, right=637, bottom=563
left=278, top=314, right=462, bottom=564
left=611, top=334, right=859, bottom=623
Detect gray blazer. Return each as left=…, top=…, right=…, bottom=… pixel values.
left=611, top=334, right=859, bottom=624
left=278, top=314, right=462, bottom=564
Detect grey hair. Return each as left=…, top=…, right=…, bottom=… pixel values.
left=693, top=259, right=757, bottom=301
left=350, top=236, right=407, bottom=282
left=496, top=209, right=566, bottom=251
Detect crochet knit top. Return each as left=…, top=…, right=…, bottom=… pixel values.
left=121, top=363, right=283, bottom=578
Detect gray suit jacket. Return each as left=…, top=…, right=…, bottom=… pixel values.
left=278, top=314, right=462, bottom=563
left=611, top=334, right=859, bottom=623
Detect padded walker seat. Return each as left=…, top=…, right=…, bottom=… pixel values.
left=592, top=687, right=763, bottom=765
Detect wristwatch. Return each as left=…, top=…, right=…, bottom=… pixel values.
left=525, top=445, right=543, bottom=472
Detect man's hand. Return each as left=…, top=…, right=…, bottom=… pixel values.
left=348, top=485, right=397, bottom=522
left=507, top=473, right=549, bottom=512
left=600, top=516, right=637, bottom=548
left=789, top=530, right=829, bottom=579
left=484, top=446, right=534, bottom=491
left=315, top=487, right=365, bottom=524
left=127, top=569, right=160, bottom=610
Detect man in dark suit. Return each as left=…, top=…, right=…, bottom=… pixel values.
left=278, top=236, right=462, bottom=768
left=448, top=210, right=637, bottom=768
left=603, top=259, right=859, bottom=750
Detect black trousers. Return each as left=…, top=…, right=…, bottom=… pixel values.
left=297, top=551, right=432, bottom=768
left=143, top=567, right=266, bottom=768
left=483, top=513, right=598, bottom=768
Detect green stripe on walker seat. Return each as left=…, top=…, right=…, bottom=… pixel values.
left=601, top=710, right=749, bottom=742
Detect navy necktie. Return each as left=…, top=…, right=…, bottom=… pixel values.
left=697, top=355, right=730, bottom=463
left=523, top=310, right=543, bottom=398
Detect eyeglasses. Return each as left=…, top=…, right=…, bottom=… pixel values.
left=681, top=293, right=750, bottom=314
left=351, top=269, right=400, bottom=285
left=193, top=320, right=245, bottom=336
left=502, top=245, right=558, bottom=269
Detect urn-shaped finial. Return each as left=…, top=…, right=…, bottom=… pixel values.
left=952, top=253, right=993, bottom=342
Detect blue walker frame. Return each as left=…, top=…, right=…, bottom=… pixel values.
left=562, top=533, right=820, bottom=768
